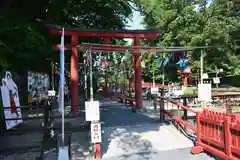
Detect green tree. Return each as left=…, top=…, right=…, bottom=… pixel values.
left=135, top=0, right=240, bottom=81
left=0, top=0, right=133, bottom=73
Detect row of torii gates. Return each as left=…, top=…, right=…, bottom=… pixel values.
left=47, top=24, right=199, bottom=112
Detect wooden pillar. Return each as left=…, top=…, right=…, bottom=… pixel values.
left=71, top=36, right=78, bottom=112
left=104, top=38, right=110, bottom=98
left=183, top=98, right=188, bottom=120
left=160, top=88, right=165, bottom=122
left=133, top=37, right=142, bottom=109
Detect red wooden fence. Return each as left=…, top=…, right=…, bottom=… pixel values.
left=159, top=97, right=240, bottom=160
left=118, top=94, right=240, bottom=160
left=191, top=109, right=240, bottom=160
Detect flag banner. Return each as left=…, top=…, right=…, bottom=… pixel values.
left=163, top=58, right=169, bottom=66
left=157, top=58, right=161, bottom=68
left=182, top=59, right=189, bottom=70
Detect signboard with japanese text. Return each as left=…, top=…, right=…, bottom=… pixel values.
left=91, top=122, right=102, bottom=143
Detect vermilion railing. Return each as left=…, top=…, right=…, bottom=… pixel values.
left=118, top=93, right=240, bottom=160
left=159, top=96, right=197, bottom=132
left=158, top=95, right=240, bottom=160
left=192, top=109, right=240, bottom=160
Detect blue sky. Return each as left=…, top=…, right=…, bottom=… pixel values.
left=126, top=10, right=144, bottom=30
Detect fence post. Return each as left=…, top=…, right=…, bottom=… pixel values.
left=95, top=143, right=101, bottom=160
left=153, top=95, right=157, bottom=110
left=177, top=105, right=180, bottom=130
left=183, top=97, right=188, bottom=121
left=195, top=112, right=201, bottom=145
left=191, top=111, right=204, bottom=154
left=224, top=116, right=232, bottom=157
left=160, top=88, right=165, bottom=122
left=225, top=98, right=232, bottom=114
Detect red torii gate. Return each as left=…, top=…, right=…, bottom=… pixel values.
left=47, top=24, right=159, bottom=111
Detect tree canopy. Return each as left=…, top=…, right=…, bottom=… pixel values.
left=1, top=0, right=240, bottom=85
left=0, top=0, right=133, bottom=73
left=135, top=0, right=240, bottom=83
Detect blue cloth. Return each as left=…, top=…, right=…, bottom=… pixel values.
left=157, top=58, right=161, bottom=68
left=182, top=59, right=188, bottom=70
left=177, top=58, right=188, bottom=70
left=163, top=58, right=169, bottom=66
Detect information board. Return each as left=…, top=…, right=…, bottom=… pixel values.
left=85, top=101, right=100, bottom=121
left=91, top=122, right=102, bottom=143
left=151, top=87, right=158, bottom=95
left=213, top=77, right=220, bottom=84
left=198, top=83, right=212, bottom=102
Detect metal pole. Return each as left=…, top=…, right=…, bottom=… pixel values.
left=84, top=52, right=88, bottom=100
left=216, top=70, right=219, bottom=88
left=51, top=61, right=55, bottom=90
left=162, top=53, right=165, bottom=87
left=162, top=65, right=165, bottom=87
left=200, top=50, right=203, bottom=84
left=89, top=48, right=94, bottom=101
left=60, top=28, right=65, bottom=145
left=153, top=67, right=155, bottom=87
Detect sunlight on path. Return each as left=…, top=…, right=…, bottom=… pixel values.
left=101, top=123, right=193, bottom=159
left=99, top=100, right=214, bottom=160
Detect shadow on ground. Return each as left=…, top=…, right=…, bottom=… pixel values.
left=0, top=95, right=91, bottom=160
left=99, top=100, right=171, bottom=160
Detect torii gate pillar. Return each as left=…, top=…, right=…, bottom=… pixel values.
left=134, top=37, right=143, bottom=109
left=71, top=36, right=78, bottom=112
left=104, top=38, right=110, bottom=97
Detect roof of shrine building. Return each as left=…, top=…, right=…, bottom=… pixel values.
left=46, top=24, right=160, bottom=34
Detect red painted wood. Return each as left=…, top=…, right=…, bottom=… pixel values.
left=71, top=36, right=78, bottom=112
left=224, top=116, right=232, bottom=157
left=48, top=28, right=159, bottom=39
left=133, top=37, right=143, bottom=109
left=164, top=98, right=240, bottom=159
left=193, top=109, right=240, bottom=159
left=95, top=143, right=101, bottom=160
left=164, top=110, right=196, bottom=132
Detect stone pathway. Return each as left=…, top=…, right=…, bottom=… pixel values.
left=99, top=100, right=214, bottom=160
